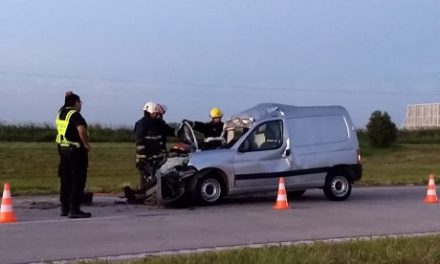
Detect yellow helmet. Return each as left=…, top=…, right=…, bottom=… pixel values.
left=209, top=107, right=223, bottom=118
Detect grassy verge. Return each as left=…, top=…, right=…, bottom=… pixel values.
left=359, top=143, right=440, bottom=186
left=1, top=142, right=440, bottom=195
left=87, top=235, right=440, bottom=264
left=0, top=142, right=137, bottom=195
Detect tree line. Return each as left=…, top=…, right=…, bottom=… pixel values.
left=1, top=117, right=440, bottom=146
left=0, top=123, right=180, bottom=143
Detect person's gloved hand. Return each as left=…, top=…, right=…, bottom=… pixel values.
left=176, top=121, right=184, bottom=137
left=145, top=175, right=155, bottom=184
left=182, top=119, right=193, bottom=126
left=135, top=158, right=147, bottom=169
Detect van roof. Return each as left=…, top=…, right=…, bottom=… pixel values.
left=232, top=103, right=347, bottom=121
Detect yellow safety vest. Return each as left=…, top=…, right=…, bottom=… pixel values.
left=55, top=109, right=81, bottom=148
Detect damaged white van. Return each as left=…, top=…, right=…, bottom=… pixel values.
left=158, top=103, right=362, bottom=205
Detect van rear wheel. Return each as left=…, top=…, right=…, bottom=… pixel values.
left=323, top=173, right=352, bottom=201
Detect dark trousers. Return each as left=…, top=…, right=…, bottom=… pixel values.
left=58, top=147, right=88, bottom=212
left=136, top=159, right=156, bottom=193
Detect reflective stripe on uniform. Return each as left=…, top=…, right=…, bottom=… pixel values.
left=136, top=154, right=164, bottom=160
left=144, top=135, right=162, bottom=140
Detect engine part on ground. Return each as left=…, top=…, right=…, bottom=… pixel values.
left=123, top=186, right=145, bottom=204
left=123, top=185, right=158, bottom=205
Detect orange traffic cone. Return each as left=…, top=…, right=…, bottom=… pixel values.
left=273, top=177, right=289, bottom=210
left=0, top=183, right=17, bottom=223
left=424, top=175, right=438, bottom=204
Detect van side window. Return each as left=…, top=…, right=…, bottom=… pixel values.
left=240, top=120, right=283, bottom=152
left=287, top=115, right=349, bottom=147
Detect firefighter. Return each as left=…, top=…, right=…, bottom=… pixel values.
left=56, top=91, right=91, bottom=218
left=184, top=107, right=224, bottom=149
left=125, top=101, right=175, bottom=204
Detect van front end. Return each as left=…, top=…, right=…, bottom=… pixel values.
left=157, top=156, right=198, bottom=206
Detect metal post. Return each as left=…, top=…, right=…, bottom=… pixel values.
left=156, top=169, right=163, bottom=207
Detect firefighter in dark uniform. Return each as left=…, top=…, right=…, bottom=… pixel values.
left=56, top=91, right=91, bottom=218
left=184, top=107, right=224, bottom=149
left=125, top=102, right=175, bottom=204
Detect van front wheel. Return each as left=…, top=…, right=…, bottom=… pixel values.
left=323, top=173, right=352, bottom=201
left=193, top=175, right=224, bottom=205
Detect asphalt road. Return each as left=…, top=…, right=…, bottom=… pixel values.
left=1, top=186, right=439, bottom=264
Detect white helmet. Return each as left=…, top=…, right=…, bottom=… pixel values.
left=142, top=101, right=158, bottom=114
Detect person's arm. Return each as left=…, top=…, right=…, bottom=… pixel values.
left=77, top=125, right=91, bottom=151
left=160, top=120, right=176, bottom=137
left=134, top=121, right=147, bottom=156
left=133, top=121, right=144, bottom=143
left=162, top=121, right=176, bottom=137
left=70, top=112, right=91, bottom=151
left=193, top=121, right=208, bottom=134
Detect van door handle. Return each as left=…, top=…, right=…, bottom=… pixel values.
left=282, top=149, right=291, bottom=158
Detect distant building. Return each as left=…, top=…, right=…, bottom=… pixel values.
left=403, top=103, right=440, bottom=129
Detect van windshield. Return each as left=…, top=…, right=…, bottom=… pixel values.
left=223, top=117, right=254, bottom=148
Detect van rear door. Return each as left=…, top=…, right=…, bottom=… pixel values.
left=283, top=115, right=356, bottom=187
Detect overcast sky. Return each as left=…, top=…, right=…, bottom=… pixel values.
left=1, top=0, right=439, bottom=128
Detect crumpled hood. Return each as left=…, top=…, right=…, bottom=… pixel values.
left=188, top=148, right=235, bottom=169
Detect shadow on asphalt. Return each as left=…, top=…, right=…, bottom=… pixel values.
left=13, top=186, right=426, bottom=212
left=219, top=186, right=426, bottom=206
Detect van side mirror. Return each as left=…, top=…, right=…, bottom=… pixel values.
left=282, top=148, right=291, bottom=158
left=282, top=137, right=291, bottom=158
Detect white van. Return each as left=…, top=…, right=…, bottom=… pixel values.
left=159, top=103, right=362, bottom=205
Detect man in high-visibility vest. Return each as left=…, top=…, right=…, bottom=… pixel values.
left=56, top=91, right=91, bottom=218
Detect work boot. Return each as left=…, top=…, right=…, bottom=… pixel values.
left=124, top=186, right=145, bottom=204
left=68, top=209, right=91, bottom=219
left=124, top=186, right=136, bottom=200
left=60, top=208, right=69, bottom=216
left=60, top=205, right=69, bottom=217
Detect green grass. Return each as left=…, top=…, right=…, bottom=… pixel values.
left=0, top=142, right=138, bottom=195
left=359, top=144, right=440, bottom=186
left=86, top=235, right=440, bottom=264
left=1, top=142, right=440, bottom=195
